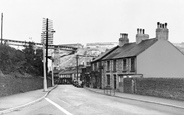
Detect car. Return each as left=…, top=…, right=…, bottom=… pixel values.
left=73, top=80, right=83, bottom=88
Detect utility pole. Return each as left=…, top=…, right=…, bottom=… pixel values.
left=51, top=50, right=55, bottom=87
left=43, top=43, right=47, bottom=91
left=76, top=55, right=79, bottom=81
left=42, top=18, right=55, bottom=91
left=51, top=59, right=54, bottom=86
left=46, top=18, right=49, bottom=79
left=1, top=13, right=3, bottom=45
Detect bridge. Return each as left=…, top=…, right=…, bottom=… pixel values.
left=2, top=39, right=78, bottom=51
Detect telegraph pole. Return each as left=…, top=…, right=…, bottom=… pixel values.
left=43, top=43, right=47, bottom=91
left=46, top=18, right=49, bottom=78
left=76, top=55, right=79, bottom=81
left=1, top=13, right=3, bottom=45
left=42, top=18, right=55, bottom=91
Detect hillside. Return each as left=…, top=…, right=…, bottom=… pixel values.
left=54, top=48, right=98, bottom=69
left=0, top=44, right=43, bottom=76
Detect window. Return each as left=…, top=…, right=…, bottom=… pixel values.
left=92, top=63, right=95, bottom=71
left=131, top=58, right=135, bottom=72
left=123, top=59, right=127, bottom=71
left=107, top=75, right=110, bottom=85
left=97, top=62, right=99, bottom=70
left=113, top=60, right=116, bottom=72
left=107, top=61, right=110, bottom=72
left=94, top=63, right=97, bottom=71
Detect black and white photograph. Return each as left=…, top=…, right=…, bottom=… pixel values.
left=0, top=0, right=184, bottom=115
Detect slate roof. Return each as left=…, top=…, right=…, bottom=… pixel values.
left=102, top=38, right=158, bottom=60
left=91, top=46, right=119, bottom=63
left=59, top=69, right=82, bottom=75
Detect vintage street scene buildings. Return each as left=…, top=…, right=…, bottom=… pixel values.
left=89, top=22, right=184, bottom=94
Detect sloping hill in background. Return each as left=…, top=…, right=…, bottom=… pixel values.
left=55, top=42, right=184, bottom=70
left=54, top=48, right=99, bottom=69
left=54, top=42, right=118, bottom=70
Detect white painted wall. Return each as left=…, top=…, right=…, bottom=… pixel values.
left=137, top=40, right=184, bottom=78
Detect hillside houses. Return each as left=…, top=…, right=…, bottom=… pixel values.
left=90, top=22, right=184, bottom=92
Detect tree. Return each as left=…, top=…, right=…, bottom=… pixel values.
left=0, top=45, right=25, bottom=74
left=22, top=42, right=43, bottom=76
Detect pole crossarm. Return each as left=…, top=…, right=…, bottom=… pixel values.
left=2, top=39, right=78, bottom=51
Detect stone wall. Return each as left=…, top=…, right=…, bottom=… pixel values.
left=134, top=78, right=184, bottom=100
left=0, top=75, right=52, bottom=97
left=122, top=78, right=184, bottom=101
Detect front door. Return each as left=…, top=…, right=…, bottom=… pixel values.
left=114, top=75, right=116, bottom=89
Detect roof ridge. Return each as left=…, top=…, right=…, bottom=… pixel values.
left=102, top=38, right=158, bottom=60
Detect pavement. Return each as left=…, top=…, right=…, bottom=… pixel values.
left=85, top=87, right=184, bottom=109
left=0, top=86, right=57, bottom=114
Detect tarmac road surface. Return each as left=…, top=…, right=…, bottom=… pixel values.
left=4, top=85, right=184, bottom=115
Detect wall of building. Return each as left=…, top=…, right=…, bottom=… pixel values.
left=102, top=60, right=121, bottom=90
left=137, top=40, right=184, bottom=78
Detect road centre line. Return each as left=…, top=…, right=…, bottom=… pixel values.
left=45, top=98, right=73, bottom=115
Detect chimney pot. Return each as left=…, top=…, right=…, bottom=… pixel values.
left=137, top=28, right=139, bottom=34
left=140, top=29, right=142, bottom=34
left=136, top=28, right=149, bottom=44
left=156, top=22, right=169, bottom=40
left=119, top=33, right=129, bottom=47
left=157, top=22, right=160, bottom=28
left=165, top=23, right=167, bottom=28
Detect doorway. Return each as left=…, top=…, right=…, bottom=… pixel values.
left=114, top=75, right=116, bottom=89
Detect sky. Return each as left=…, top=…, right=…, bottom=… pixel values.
left=0, top=0, right=184, bottom=45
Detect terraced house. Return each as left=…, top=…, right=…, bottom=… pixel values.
left=99, top=22, right=184, bottom=92
left=91, top=46, right=118, bottom=88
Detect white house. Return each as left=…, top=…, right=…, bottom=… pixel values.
left=101, top=22, right=184, bottom=90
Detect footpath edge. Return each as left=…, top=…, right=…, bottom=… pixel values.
left=85, top=87, right=184, bottom=109
left=0, top=85, right=58, bottom=114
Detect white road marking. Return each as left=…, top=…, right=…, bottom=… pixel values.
left=45, top=98, right=73, bottom=115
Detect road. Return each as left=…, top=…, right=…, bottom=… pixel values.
left=5, top=85, right=184, bottom=115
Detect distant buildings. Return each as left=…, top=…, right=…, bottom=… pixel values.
left=59, top=43, right=84, bottom=48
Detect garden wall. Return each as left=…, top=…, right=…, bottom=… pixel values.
left=0, top=74, right=52, bottom=97
left=123, top=78, right=184, bottom=101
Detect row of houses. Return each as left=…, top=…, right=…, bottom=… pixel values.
left=87, top=22, right=184, bottom=92
left=58, top=22, right=184, bottom=94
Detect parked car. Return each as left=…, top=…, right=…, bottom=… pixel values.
left=73, top=80, right=83, bottom=88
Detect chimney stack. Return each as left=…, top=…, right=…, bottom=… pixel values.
left=136, top=28, right=149, bottom=44
left=119, top=33, right=129, bottom=47
left=156, top=22, right=169, bottom=40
